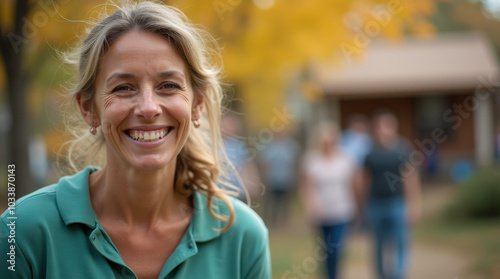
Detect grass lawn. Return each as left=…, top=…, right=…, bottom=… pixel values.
left=269, top=186, right=500, bottom=279
left=266, top=196, right=327, bottom=279
left=270, top=225, right=326, bottom=279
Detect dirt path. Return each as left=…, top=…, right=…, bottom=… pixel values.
left=342, top=232, right=476, bottom=279
left=340, top=185, right=480, bottom=279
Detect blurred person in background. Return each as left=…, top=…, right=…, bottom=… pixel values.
left=341, top=114, right=372, bottom=167
left=496, top=125, right=500, bottom=162
left=221, top=112, right=261, bottom=201
left=260, top=129, right=301, bottom=227
left=0, top=2, right=271, bottom=278
left=29, top=134, right=49, bottom=187
left=359, top=111, right=421, bottom=279
left=300, top=121, right=359, bottom=279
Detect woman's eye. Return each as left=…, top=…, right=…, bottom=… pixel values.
left=160, top=82, right=181, bottom=90
left=112, top=85, right=133, bottom=92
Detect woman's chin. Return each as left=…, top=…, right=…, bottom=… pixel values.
left=130, top=157, right=174, bottom=172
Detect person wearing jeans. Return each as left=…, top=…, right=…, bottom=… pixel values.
left=367, top=198, right=409, bottom=279
left=358, top=111, right=422, bottom=279
left=301, top=122, right=358, bottom=279
left=319, top=221, right=350, bottom=278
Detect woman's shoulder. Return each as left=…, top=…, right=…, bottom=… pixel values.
left=301, top=151, right=320, bottom=168
left=226, top=196, right=271, bottom=277
left=0, top=183, right=61, bottom=269
left=193, top=193, right=270, bottom=278
left=192, top=191, right=270, bottom=269
left=207, top=193, right=268, bottom=244
left=1, top=167, right=95, bottom=239
left=1, top=184, right=59, bottom=228
left=193, top=191, right=268, bottom=238
left=229, top=196, right=268, bottom=236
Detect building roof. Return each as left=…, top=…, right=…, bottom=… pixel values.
left=315, top=31, right=500, bottom=98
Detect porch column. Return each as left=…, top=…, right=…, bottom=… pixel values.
left=474, top=97, right=495, bottom=166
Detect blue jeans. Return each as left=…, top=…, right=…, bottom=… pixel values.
left=367, top=198, right=409, bottom=279
left=320, top=221, right=350, bottom=279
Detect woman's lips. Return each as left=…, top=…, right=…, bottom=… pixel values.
left=125, top=127, right=173, bottom=142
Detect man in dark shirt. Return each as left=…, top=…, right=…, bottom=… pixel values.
left=359, top=111, right=421, bottom=279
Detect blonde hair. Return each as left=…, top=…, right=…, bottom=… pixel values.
left=60, top=1, right=237, bottom=231
left=307, top=121, right=340, bottom=152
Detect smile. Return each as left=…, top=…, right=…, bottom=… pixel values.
left=126, top=127, right=173, bottom=142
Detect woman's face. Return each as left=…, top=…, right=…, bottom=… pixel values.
left=320, top=130, right=336, bottom=154
left=80, top=30, right=202, bottom=171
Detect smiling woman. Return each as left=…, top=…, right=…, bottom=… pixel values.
left=0, top=2, right=270, bottom=279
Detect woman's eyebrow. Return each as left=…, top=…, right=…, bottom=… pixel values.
left=105, top=70, right=186, bottom=84
left=157, top=70, right=186, bottom=80
left=105, top=72, right=135, bottom=84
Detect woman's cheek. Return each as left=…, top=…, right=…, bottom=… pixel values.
left=162, top=97, right=192, bottom=120
left=101, top=103, right=130, bottom=133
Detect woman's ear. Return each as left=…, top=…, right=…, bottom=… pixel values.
left=192, top=92, right=204, bottom=121
left=76, top=93, right=98, bottom=126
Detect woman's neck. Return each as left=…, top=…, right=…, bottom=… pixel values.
left=320, top=147, right=337, bottom=158
left=89, top=157, right=192, bottom=232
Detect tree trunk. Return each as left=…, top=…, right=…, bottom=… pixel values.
left=7, top=69, right=33, bottom=197
left=1, top=0, right=34, bottom=197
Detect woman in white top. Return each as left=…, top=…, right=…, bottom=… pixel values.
left=300, top=121, right=359, bottom=279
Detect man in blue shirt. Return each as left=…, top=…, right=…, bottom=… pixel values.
left=341, top=114, right=372, bottom=167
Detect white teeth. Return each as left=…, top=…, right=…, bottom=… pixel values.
left=128, top=129, right=170, bottom=142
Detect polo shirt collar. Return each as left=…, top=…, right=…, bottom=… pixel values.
left=191, top=191, right=222, bottom=242
left=56, top=166, right=223, bottom=241
left=57, top=166, right=98, bottom=228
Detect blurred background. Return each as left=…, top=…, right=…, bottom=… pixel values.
left=1, top=0, right=500, bottom=278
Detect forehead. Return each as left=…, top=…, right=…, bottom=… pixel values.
left=98, top=30, right=189, bottom=77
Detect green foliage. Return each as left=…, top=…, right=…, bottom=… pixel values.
left=446, top=166, right=500, bottom=219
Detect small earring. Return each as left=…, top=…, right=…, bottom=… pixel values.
left=193, top=119, right=200, bottom=128
left=89, top=120, right=97, bottom=135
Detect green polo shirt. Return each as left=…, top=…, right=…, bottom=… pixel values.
left=0, top=166, right=271, bottom=278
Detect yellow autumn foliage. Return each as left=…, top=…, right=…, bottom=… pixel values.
left=175, top=0, right=437, bottom=128
left=1, top=0, right=437, bottom=145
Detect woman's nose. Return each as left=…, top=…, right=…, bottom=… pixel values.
left=135, top=89, right=161, bottom=119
